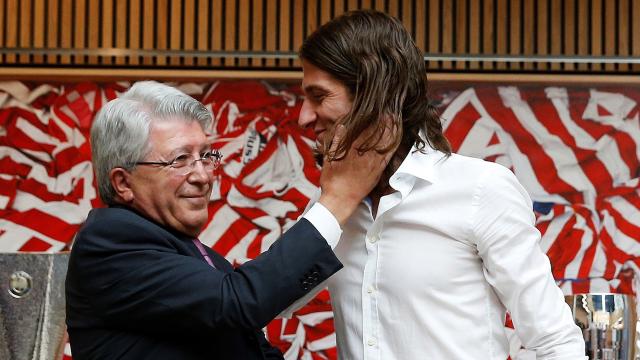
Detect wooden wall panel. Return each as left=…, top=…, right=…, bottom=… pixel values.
left=0, top=0, right=5, bottom=65
left=170, top=0, right=182, bottom=66
left=455, top=0, right=467, bottom=70
left=550, top=0, right=562, bottom=71
left=236, top=0, right=249, bottom=68
left=536, top=0, right=549, bottom=72
left=604, top=0, right=616, bottom=72
left=158, top=0, right=170, bottom=66
left=509, top=0, right=521, bottom=71
left=210, top=0, right=223, bottom=67
left=32, top=0, right=45, bottom=64
left=482, top=0, right=494, bottom=70
left=522, top=0, right=533, bottom=71
left=427, top=0, right=440, bottom=71
left=577, top=0, right=589, bottom=71
left=634, top=0, right=640, bottom=72
left=6, top=0, right=18, bottom=64
left=292, top=0, right=304, bottom=68
left=251, top=0, right=263, bottom=68
left=495, top=0, right=507, bottom=70
left=0, top=0, right=636, bottom=74
left=18, top=0, right=31, bottom=64
left=87, top=0, right=100, bottom=65
left=618, top=0, right=630, bottom=72
left=441, top=0, right=453, bottom=70
left=115, top=0, right=127, bottom=66
left=265, top=0, right=277, bottom=67
left=563, top=0, right=575, bottom=71
left=184, top=0, right=196, bottom=67
left=196, top=0, right=209, bottom=67
left=279, top=0, right=292, bottom=68
left=101, top=0, right=113, bottom=65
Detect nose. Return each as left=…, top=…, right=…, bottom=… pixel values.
left=298, top=99, right=317, bottom=128
left=187, top=160, right=212, bottom=184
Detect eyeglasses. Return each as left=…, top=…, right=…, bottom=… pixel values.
left=135, top=150, right=223, bottom=176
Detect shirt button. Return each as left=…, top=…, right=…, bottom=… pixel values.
left=367, top=286, right=375, bottom=294
left=367, top=338, right=376, bottom=346
left=367, top=235, right=379, bottom=243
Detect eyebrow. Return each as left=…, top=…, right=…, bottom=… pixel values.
left=166, top=143, right=212, bottom=158
left=302, top=84, right=329, bottom=95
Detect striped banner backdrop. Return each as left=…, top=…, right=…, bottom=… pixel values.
left=0, top=80, right=638, bottom=359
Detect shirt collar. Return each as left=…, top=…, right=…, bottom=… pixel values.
left=389, top=140, right=448, bottom=197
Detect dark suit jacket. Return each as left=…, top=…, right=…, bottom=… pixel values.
left=65, top=205, right=342, bottom=360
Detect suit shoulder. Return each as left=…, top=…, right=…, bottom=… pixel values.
left=81, top=207, right=159, bottom=234
left=73, top=207, right=176, bottom=251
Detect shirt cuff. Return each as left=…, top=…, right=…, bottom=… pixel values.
left=302, top=202, right=342, bottom=249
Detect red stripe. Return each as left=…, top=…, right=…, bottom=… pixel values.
left=247, top=231, right=266, bottom=259
left=574, top=206, right=599, bottom=278
left=571, top=279, right=590, bottom=294
left=599, top=227, right=632, bottom=267
left=611, top=131, right=640, bottom=179
left=602, top=201, right=640, bottom=241
left=18, top=236, right=53, bottom=252
left=528, top=88, right=614, bottom=193
left=443, top=100, right=483, bottom=152
left=0, top=157, right=32, bottom=177
left=476, top=87, right=583, bottom=203
left=211, top=217, right=254, bottom=256
left=545, top=215, right=580, bottom=279
left=5, top=209, right=79, bottom=244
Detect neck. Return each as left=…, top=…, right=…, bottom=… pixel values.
left=369, top=144, right=410, bottom=199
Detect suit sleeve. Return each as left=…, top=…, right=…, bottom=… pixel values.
left=67, top=213, right=342, bottom=335
left=256, top=331, right=285, bottom=360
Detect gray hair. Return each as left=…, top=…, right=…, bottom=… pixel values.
left=90, top=81, right=212, bottom=205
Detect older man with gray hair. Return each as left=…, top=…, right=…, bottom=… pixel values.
left=65, top=81, right=392, bottom=360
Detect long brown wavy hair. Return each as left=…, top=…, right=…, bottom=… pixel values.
left=300, top=10, right=451, bottom=163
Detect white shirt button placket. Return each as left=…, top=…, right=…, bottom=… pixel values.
left=363, top=225, right=381, bottom=360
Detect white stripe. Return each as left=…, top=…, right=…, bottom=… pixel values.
left=440, top=88, right=476, bottom=132
left=306, top=332, right=336, bottom=352
left=0, top=195, right=9, bottom=209
left=283, top=323, right=307, bottom=360
left=619, top=113, right=640, bottom=168
left=582, top=89, right=636, bottom=127
left=442, top=88, right=567, bottom=203
left=12, top=191, right=92, bottom=224
left=546, top=87, right=631, bottom=185
left=498, top=86, right=596, bottom=205
left=608, top=195, right=640, bottom=227
left=587, top=277, right=614, bottom=293
left=224, top=228, right=259, bottom=264
left=603, top=210, right=640, bottom=257
left=562, top=211, right=594, bottom=279
left=199, top=204, right=240, bottom=247
left=539, top=209, right=572, bottom=254
left=15, top=117, right=59, bottom=145
left=589, top=242, right=608, bottom=278
left=0, top=219, right=67, bottom=252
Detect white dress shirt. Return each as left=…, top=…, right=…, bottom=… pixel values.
left=286, top=145, right=586, bottom=360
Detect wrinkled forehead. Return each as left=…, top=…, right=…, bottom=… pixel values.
left=301, top=60, right=352, bottom=98
left=147, top=118, right=210, bottom=153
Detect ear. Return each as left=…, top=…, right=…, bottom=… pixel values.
left=109, top=167, right=135, bottom=203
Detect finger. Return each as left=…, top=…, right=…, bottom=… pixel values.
left=328, top=124, right=347, bottom=156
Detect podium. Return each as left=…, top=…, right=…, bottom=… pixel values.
left=0, top=253, right=69, bottom=360
left=566, top=293, right=639, bottom=360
